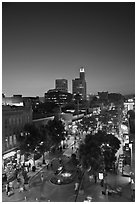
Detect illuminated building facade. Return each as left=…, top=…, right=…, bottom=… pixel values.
left=2, top=103, right=32, bottom=154
left=44, top=89, right=73, bottom=106
left=2, top=94, right=24, bottom=106
left=55, top=79, right=68, bottom=92
left=72, top=67, right=87, bottom=100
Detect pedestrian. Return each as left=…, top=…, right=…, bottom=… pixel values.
left=94, top=175, right=97, bottom=183
left=100, top=179, right=104, bottom=187
left=106, top=188, right=109, bottom=196
left=5, top=183, right=10, bottom=195
left=47, top=163, right=49, bottom=170
left=27, top=164, right=29, bottom=172
left=41, top=173, right=44, bottom=182
left=28, top=162, right=31, bottom=171
left=9, top=181, right=13, bottom=191
left=8, top=182, right=14, bottom=196
left=74, top=182, right=79, bottom=193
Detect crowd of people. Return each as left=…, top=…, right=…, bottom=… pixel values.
left=3, top=160, right=33, bottom=196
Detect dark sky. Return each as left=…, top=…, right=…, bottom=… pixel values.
left=2, top=2, right=135, bottom=97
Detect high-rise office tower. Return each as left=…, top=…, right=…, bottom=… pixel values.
left=55, top=79, right=68, bottom=92
left=79, top=67, right=85, bottom=81
left=72, top=67, right=87, bottom=100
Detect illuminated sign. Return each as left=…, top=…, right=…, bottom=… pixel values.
left=80, top=67, right=85, bottom=72
left=99, top=172, right=103, bottom=180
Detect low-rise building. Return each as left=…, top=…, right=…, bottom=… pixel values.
left=44, top=89, right=73, bottom=106
left=2, top=103, right=32, bottom=154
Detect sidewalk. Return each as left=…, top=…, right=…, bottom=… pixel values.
left=2, top=150, right=68, bottom=202
left=2, top=163, right=46, bottom=202
left=2, top=151, right=53, bottom=200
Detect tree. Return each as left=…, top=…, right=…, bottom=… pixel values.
left=89, top=96, right=98, bottom=108
left=37, top=125, right=52, bottom=164
left=17, top=124, right=41, bottom=166
left=46, top=119, right=65, bottom=149
left=79, top=116, right=97, bottom=132
left=79, top=134, right=102, bottom=173
left=78, top=131, right=120, bottom=173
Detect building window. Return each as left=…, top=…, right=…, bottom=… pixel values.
left=16, top=118, right=19, bottom=125
left=12, top=118, right=15, bottom=125
left=5, top=119, right=8, bottom=128
left=5, top=137, right=9, bottom=149
left=9, top=135, right=13, bottom=146
left=9, top=118, right=12, bottom=125
left=19, top=117, right=22, bottom=125
left=13, top=134, right=16, bottom=145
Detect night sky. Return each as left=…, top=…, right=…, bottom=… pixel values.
left=2, top=2, right=135, bottom=97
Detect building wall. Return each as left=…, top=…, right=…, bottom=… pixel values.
left=33, top=116, right=54, bottom=127
left=2, top=105, right=32, bottom=154
left=2, top=96, right=24, bottom=106
left=72, top=79, right=86, bottom=99
left=45, top=89, right=72, bottom=105
left=72, top=68, right=87, bottom=100
left=55, top=79, right=68, bottom=92
left=124, top=102, right=135, bottom=112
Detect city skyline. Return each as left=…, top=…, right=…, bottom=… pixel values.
left=2, top=2, right=135, bottom=97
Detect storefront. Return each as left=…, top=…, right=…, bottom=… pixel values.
left=2, top=150, right=17, bottom=169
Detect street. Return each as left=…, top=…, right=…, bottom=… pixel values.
left=2, top=106, right=134, bottom=202
left=3, top=157, right=132, bottom=202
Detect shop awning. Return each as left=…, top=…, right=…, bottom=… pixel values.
left=3, top=151, right=16, bottom=160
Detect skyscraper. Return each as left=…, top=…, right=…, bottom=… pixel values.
left=72, top=67, right=87, bottom=100
left=55, top=79, right=68, bottom=92
left=79, top=67, right=85, bottom=81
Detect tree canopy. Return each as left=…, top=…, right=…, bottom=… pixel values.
left=45, top=118, right=65, bottom=148
left=17, top=119, right=65, bottom=163
left=18, top=123, right=41, bottom=154
left=78, top=131, right=120, bottom=173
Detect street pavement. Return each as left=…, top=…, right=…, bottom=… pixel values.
left=2, top=160, right=133, bottom=202
left=2, top=132, right=133, bottom=202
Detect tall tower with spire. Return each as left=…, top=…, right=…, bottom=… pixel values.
left=79, top=67, right=85, bottom=81
left=72, top=67, right=87, bottom=100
